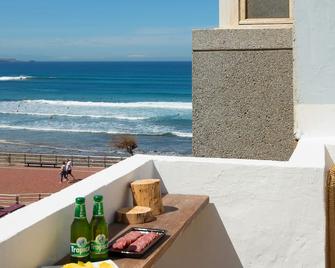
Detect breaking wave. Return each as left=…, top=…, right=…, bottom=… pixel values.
left=24, top=99, right=192, bottom=110
left=0, top=124, right=192, bottom=138
left=0, top=99, right=192, bottom=139
left=0, top=111, right=148, bottom=121
left=0, top=76, right=32, bottom=81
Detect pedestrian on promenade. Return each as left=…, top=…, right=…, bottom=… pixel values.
left=60, top=161, right=68, bottom=183
left=66, top=159, right=75, bottom=181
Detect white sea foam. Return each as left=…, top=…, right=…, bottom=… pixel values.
left=0, top=76, right=32, bottom=81
left=0, top=99, right=192, bottom=138
left=0, top=124, right=192, bottom=137
left=24, top=99, right=192, bottom=110
left=0, top=111, right=148, bottom=121
left=170, top=131, right=193, bottom=138
left=0, top=124, right=106, bottom=134
left=112, top=115, right=148, bottom=120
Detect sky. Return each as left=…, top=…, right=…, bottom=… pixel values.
left=0, top=1, right=218, bottom=61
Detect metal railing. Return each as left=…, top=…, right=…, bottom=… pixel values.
left=0, top=152, right=126, bottom=168
left=0, top=193, right=51, bottom=207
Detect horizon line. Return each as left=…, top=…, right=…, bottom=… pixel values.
left=0, top=59, right=192, bottom=63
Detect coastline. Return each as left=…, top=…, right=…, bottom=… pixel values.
left=0, top=131, right=192, bottom=157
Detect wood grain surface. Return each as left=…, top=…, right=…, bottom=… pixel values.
left=58, top=194, right=209, bottom=268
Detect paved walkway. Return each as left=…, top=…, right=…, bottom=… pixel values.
left=0, top=166, right=103, bottom=194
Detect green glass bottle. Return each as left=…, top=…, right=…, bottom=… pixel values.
left=70, top=197, right=91, bottom=263
left=90, top=195, right=109, bottom=261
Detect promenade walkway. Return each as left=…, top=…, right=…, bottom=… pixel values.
left=0, top=166, right=102, bottom=194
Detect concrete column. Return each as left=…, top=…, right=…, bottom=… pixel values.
left=192, top=28, right=295, bottom=160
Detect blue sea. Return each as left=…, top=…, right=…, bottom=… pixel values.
left=0, top=62, right=192, bottom=156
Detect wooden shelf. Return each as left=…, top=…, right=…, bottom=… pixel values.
left=58, top=194, right=209, bottom=268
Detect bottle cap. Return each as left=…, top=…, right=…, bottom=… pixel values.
left=75, top=197, right=85, bottom=204
left=94, top=195, right=103, bottom=202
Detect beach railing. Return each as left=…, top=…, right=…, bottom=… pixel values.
left=0, top=152, right=125, bottom=168
left=0, top=193, right=51, bottom=207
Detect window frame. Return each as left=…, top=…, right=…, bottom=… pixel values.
left=239, top=0, right=293, bottom=25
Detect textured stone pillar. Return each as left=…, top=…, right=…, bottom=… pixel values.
left=192, top=28, right=295, bottom=160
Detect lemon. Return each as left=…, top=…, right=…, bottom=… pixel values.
left=63, top=261, right=112, bottom=268
left=63, top=263, right=82, bottom=268
left=99, top=262, right=113, bottom=268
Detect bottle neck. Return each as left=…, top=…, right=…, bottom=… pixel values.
left=74, top=203, right=87, bottom=219
left=93, top=201, right=104, bottom=217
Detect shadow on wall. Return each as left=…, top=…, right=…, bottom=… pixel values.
left=151, top=162, right=167, bottom=194
left=154, top=203, right=243, bottom=268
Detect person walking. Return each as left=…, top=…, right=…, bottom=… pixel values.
left=66, top=159, right=75, bottom=181
left=59, top=161, right=68, bottom=183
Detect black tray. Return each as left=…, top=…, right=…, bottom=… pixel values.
left=109, top=227, right=166, bottom=258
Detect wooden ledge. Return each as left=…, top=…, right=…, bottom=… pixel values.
left=59, top=194, right=209, bottom=268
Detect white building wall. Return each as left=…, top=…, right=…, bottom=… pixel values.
left=294, top=1, right=335, bottom=104
left=294, top=1, right=335, bottom=137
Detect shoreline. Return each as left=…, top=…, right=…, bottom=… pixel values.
left=0, top=130, right=192, bottom=157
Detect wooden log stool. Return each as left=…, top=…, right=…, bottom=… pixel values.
left=130, top=179, right=164, bottom=216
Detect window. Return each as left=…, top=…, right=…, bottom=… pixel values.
left=239, top=0, right=292, bottom=25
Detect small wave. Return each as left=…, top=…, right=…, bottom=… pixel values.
left=170, top=131, right=193, bottom=138
left=0, top=76, right=32, bottom=81
left=24, top=100, right=192, bottom=110
left=0, top=124, right=192, bottom=137
left=0, top=124, right=106, bottom=134
left=0, top=111, right=148, bottom=121
left=161, top=131, right=193, bottom=138
left=112, top=115, right=147, bottom=121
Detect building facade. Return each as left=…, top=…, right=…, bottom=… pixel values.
left=193, top=0, right=301, bottom=160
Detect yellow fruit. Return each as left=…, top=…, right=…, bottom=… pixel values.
left=63, top=264, right=81, bottom=268
left=63, top=261, right=112, bottom=268
left=63, top=261, right=95, bottom=268
left=99, top=262, right=113, bottom=268
left=84, top=262, right=94, bottom=268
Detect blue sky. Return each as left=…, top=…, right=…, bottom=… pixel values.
left=0, top=1, right=218, bottom=61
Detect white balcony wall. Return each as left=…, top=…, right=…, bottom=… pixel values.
left=153, top=156, right=325, bottom=267
left=0, top=137, right=332, bottom=268
left=0, top=157, right=155, bottom=268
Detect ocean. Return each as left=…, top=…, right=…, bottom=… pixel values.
left=0, top=62, right=192, bottom=156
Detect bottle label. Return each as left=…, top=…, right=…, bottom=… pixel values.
left=74, top=203, right=87, bottom=219
left=70, top=237, right=90, bottom=258
left=91, top=234, right=108, bottom=254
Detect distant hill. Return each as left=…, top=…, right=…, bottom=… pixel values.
left=0, top=58, right=17, bottom=62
